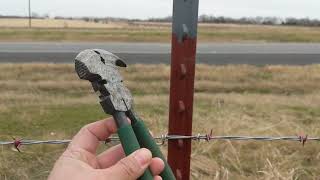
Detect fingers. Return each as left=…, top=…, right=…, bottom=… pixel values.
left=97, top=144, right=125, bottom=168
left=150, top=157, right=165, bottom=176
left=69, top=118, right=117, bottom=154
left=102, top=148, right=152, bottom=180
left=97, top=145, right=165, bottom=176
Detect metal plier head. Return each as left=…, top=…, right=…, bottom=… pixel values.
left=74, top=49, right=133, bottom=113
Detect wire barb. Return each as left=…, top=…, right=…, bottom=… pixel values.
left=12, top=137, right=22, bottom=152
left=298, top=134, right=308, bottom=146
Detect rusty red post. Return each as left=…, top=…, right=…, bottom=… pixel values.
left=168, top=0, right=199, bottom=179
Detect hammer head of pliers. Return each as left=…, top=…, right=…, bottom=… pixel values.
left=74, top=49, right=133, bottom=113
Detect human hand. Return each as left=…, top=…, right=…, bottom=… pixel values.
left=48, top=118, right=165, bottom=180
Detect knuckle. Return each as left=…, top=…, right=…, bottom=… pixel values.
left=63, top=148, right=84, bottom=159
left=118, top=157, right=140, bottom=178
left=81, top=124, right=91, bottom=132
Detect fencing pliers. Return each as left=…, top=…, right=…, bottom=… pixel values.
left=74, top=49, right=175, bottom=180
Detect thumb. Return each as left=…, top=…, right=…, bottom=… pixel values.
left=105, top=148, right=152, bottom=180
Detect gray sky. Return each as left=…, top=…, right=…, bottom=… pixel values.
left=1, top=0, right=320, bottom=19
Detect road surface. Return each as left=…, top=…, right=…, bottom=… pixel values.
left=0, top=42, right=319, bottom=65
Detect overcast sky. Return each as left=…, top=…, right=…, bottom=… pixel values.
left=1, top=0, right=320, bottom=19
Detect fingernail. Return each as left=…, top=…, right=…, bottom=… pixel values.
left=134, top=148, right=151, bottom=166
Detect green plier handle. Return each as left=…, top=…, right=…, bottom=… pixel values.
left=114, top=110, right=176, bottom=180
left=114, top=111, right=153, bottom=180
left=127, top=110, right=176, bottom=180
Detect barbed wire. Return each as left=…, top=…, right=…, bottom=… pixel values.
left=0, top=131, right=318, bottom=152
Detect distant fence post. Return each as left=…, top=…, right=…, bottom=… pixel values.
left=167, top=0, right=199, bottom=179
left=28, top=0, right=31, bottom=28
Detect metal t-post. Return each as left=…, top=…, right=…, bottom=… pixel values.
left=168, top=0, right=199, bottom=179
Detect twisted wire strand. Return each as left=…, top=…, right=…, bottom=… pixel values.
left=0, top=134, right=318, bottom=146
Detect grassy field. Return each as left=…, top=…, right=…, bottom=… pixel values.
left=0, top=64, right=320, bottom=179
left=1, top=18, right=320, bottom=42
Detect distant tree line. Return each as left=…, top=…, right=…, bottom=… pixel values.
left=0, top=14, right=45, bottom=19
left=1, top=14, right=320, bottom=27
left=148, top=15, right=320, bottom=27
left=0, top=15, right=41, bottom=19
left=147, top=16, right=172, bottom=22
left=197, top=15, right=320, bottom=26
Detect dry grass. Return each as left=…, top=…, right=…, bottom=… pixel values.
left=0, top=18, right=127, bottom=29
left=0, top=64, right=320, bottom=179
left=1, top=18, right=320, bottom=42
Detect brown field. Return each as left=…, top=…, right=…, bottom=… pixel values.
left=1, top=18, right=320, bottom=42
left=0, top=64, right=320, bottom=179
left=0, top=18, right=127, bottom=29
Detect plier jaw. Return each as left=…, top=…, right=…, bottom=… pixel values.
left=75, top=49, right=133, bottom=113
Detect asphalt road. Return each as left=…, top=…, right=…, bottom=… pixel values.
left=0, top=42, right=320, bottom=65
